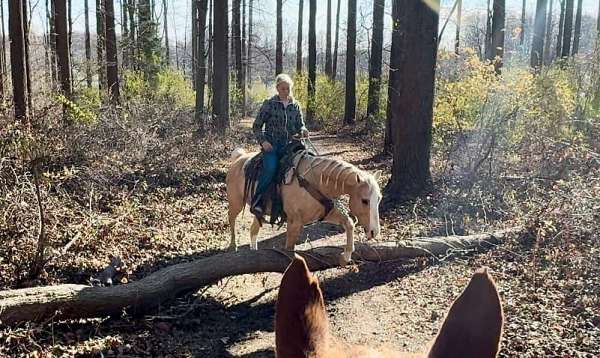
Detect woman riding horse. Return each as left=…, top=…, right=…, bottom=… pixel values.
left=251, top=74, right=309, bottom=217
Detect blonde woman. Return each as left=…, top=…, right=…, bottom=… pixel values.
left=251, top=74, right=309, bottom=217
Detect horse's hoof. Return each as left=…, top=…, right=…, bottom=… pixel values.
left=340, top=252, right=352, bottom=266
left=228, top=244, right=238, bottom=252
left=250, top=242, right=258, bottom=250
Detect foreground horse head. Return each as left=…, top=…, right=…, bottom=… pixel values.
left=275, top=256, right=504, bottom=358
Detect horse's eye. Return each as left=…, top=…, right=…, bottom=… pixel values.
left=361, top=199, right=369, bottom=205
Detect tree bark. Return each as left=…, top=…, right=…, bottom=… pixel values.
left=384, top=0, right=439, bottom=202
left=213, top=0, right=229, bottom=132
left=455, top=0, right=462, bottom=54
left=242, top=0, right=247, bottom=115
left=0, top=228, right=522, bottom=326
left=275, top=0, right=282, bottom=75
left=307, top=0, right=316, bottom=125
left=245, top=0, right=249, bottom=87
left=84, top=0, right=93, bottom=87
left=490, top=0, right=505, bottom=73
left=192, top=0, right=197, bottom=85
left=520, top=0, right=526, bottom=46
left=296, top=0, right=303, bottom=73
left=561, top=0, right=573, bottom=57
left=96, top=0, right=106, bottom=91
left=195, top=0, right=208, bottom=127
left=128, top=0, right=137, bottom=69
left=104, top=0, right=120, bottom=103
left=22, top=0, right=32, bottom=113
left=543, top=0, right=554, bottom=65
left=325, top=0, right=332, bottom=77
left=343, top=0, right=357, bottom=125
left=0, top=0, right=5, bottom=99
left=163, top=0, right=169, bottom=65
left=8, top=0, right=27, bottom=121
left=555, top=0, right=565, bottom=58
left=384, top=0, right=399, bottom=156
left=485, top=0, right=493, bottom=59
left=233, top=0, right=243, bottom=108
left=332, top=0, right=341, bottom=80
left=366, top=0, right=384, bottom=120
left=571, top=0, right=582, bottom=55
left=55, top=0, right=72, bottom=100
left=530, top=0, right=547, bottom=69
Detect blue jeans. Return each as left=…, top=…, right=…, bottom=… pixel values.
left=254, top=144, right=284, bottom=204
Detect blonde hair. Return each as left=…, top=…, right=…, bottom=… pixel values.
left=275, top=73, right=294, bottom=89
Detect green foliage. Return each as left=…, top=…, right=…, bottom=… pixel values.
left=55, top=94, right=97, bottom=124
left=156, top=70, right=195, bottom=108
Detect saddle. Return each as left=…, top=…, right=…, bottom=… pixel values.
left=243, top=140, right=333, bottom=227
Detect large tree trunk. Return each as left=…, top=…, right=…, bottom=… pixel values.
left=366, top=0, right=384, bottom=120
left=104, top=0, right=120, bottom=103
left=96, top=0, right=106, bottom=91
left=213, top=0, right=229, bottom=133
left=0, top=228, right=522, bottom=326
left=571, top=0, right=582, bottom=55
left=195, top=0, right=208, bottom=128
left=484, top=0, right=493, bottom=59
left=561, top=0, right=573, bottom=57
left=555, top=0, right=565, bottom=58
left=384, top=0, right=399, bottom=156
left=543, top=0, right=554, bottom=65
left=490, top=0, right=505, bottom=73
left=55, top=0, right=72, bottom=100
left=325, top=0, right=332, bottom=77
left=332, top=0, right=341, bottom=80
left=9, top=0, right=27, bottom=121
left=84, top=0, right=93, bottom=87
left=296, top=0, right=303, bottom=73
left=275, top=0, right=282, bottom=75
left=384, top=0, right=439, bottom=202
left=343, top=0, right=356, bottom=126
left=530, top=0, right=547, bottom=69
left=306, top=0, right=316, bottom=125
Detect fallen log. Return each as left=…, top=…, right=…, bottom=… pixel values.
left=0, top=227, right=523, bottom=326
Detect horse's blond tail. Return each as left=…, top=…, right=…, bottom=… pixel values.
left=230, top=148, right=246, bottom=162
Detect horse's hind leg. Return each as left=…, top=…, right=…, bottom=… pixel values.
left=228, top=206, right=241, bottom=251
left=285, top=219, right=303, bottom=251
left=250, top=217, right=261, bottom=250
left=324, top=209, right=355, bottom=264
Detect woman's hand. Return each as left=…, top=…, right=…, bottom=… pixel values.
left=261, top=141, right=273, bottom=152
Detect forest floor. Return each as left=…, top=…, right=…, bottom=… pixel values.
left=1, top=116, right=599, bottom=357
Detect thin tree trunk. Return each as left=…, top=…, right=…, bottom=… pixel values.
left=556, top=0, right=565, bottom=58
left=561, top=0, right=573, bottom=57
left=384, top=0, right=399, bottom=155
left=242, top=0, right=246, bottom=114
left=325, top=0, right=332, bottom=77
left=68, top=0, right=73, bottom=88
left=85, top=0, right=93, bottom=87
left=307, top=0, right=316, bottom=125
left=163, top=0, right=169, bottom=65
left=0, top=0, right=5, bottom=99
left=55, top=0, right=72, bottom=100
left=455, top=0, right=462, bottom=54
left=485, top=0, right=493, bottom=59
left=9, top=0, right=28, bottom=121
left=571, top=0, right=582, bottom=55
left=49, top=0, right=58, bottom=88
left=213, top=0, right=229, bottom=132
left=543, top=0, right=554, bottom=65
left=128, top=0, right=136, bottom=69
left=192, top=0, right=197, bottom=85
left=246, top=0, right=250, bottom=88
left=207, top=0, right=213, bottom=94
left=520, top=0, right=526, bottom=45
left=296, top=0, right=303, bottom=73
left=332, top=0, right=341, bottom=80
left=104, top=0, right=120, bottom=103
left=233, top=0, right=242, bottom=110
left=530, top=0, right=547, bottom=69
left=96, top=0, right=106, bottom=91
left=490, top=0, right=505, bottom=73
left=275, top=0, right=282, bottom=75
left=366, top=0, right=384, bottom=120
left=121, top=0, right=129, bottom=68
left=195, top=0, right=208, bottom=127
left=22, top=0, right=32, bottom=112
left=343, top=0, right=356, bottom=125
left=0, top=228, right=522, bottom=326
left=384, top=0, right=439, bottom=201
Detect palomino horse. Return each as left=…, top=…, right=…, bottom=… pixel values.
left=226, top=147, right=382, bottom=262
left=276, top=256, right=504, bottom=357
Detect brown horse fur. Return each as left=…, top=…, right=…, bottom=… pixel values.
left=275, top=256, right=504, bottom=358
left=226, top=149, right=382, bottom=263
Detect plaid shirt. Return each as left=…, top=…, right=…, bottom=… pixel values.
left=253, top=96, right=307, bottom=147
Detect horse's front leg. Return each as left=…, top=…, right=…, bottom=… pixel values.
left=324, top=209, right=355, bottom=264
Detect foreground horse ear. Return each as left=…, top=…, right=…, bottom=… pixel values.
left=428, top=267, right=504, bottom=358
left=275, top=255, right=329, bottom=358
left=373, top=170, right=382, bottom=181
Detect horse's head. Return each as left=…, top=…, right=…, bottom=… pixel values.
left=348, top=171, right=382, bottom=240
left=275, top=256, right=505, bottom=357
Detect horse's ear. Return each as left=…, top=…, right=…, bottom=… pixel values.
left=356, top=174, right=362, bottom=183
left=275, top=255, right=329, bottom=357
left=373, top=170, right=382, bottom=181
left=428, top=267, right=504, bottom=358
